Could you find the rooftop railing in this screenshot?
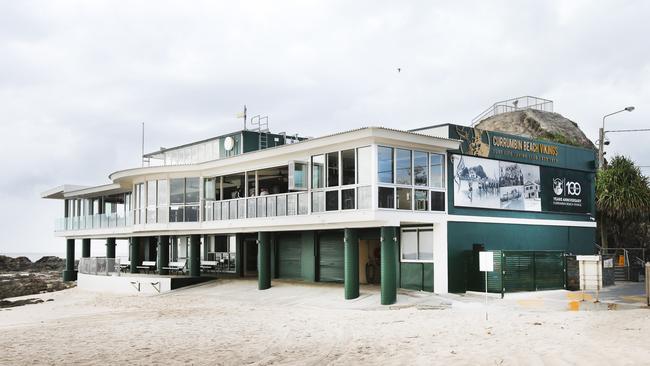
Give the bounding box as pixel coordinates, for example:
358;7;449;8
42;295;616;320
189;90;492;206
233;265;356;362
471;96;554;126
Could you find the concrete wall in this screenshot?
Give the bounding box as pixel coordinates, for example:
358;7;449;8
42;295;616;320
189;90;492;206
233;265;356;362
77;273;173;295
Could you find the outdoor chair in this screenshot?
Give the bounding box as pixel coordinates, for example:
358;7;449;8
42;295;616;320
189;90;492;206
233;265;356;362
136;261;156;274
162;260;187;275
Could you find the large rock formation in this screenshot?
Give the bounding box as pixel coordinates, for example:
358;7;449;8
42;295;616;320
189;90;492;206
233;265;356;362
475;109;595;149
0;255;74;300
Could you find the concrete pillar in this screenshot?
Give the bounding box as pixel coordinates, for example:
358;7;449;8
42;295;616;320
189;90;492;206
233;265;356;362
130;237;141;274
81;238;91;258
344;228;360;300
106;238;116;259
158;235;170;275
189;234;201;277
258;232;271;290
62;238;77;281
380;227;398;305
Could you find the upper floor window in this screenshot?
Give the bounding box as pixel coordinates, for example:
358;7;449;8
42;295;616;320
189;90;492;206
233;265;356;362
341;149;355;185
395;149;412;185
326;152;339;187
378;146;394;183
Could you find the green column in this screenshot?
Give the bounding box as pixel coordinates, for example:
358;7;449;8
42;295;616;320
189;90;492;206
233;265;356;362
344;228;360;300
381;227;398;305
81;238;91;258
157;236;170;275
258;232;271;290
106;238;116;259
62;238;77;281
189;234;201;277
130;237;141;274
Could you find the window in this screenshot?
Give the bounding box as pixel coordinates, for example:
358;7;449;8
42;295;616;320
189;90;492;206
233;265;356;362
185;178;200;203
170;179;185;204
415;190;428;211
431;191;445;211
342;189;355;210
395;149;412;185
396;188;412;210
341;149;355;185
223;173;245;199
357;146;371;185
357;186;371;209
401;227;433;262
378;187;395;208
326;190;338;211
378;146;394;183
414;151;428;186
327;152;339;187
430;153;445;188
311;155;325;189
146;181;157;223
289;161;308;190
312;191;325;212
205;178;216;200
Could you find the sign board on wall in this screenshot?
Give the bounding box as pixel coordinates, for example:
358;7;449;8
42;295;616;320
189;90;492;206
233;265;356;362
452;154;591;214
479;251;494;272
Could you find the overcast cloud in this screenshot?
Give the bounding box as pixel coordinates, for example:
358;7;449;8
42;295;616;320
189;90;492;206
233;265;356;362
1;1;648;254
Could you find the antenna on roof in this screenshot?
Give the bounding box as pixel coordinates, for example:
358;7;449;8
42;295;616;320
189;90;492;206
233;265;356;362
141;122;149;167
236;105;247;130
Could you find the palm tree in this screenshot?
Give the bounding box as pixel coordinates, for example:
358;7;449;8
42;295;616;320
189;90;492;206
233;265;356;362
596;156;650;249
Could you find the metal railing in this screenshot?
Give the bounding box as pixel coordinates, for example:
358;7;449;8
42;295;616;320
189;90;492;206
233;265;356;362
204;191;308;221
78;257;120;276
471;96;553;125
56;213;132;232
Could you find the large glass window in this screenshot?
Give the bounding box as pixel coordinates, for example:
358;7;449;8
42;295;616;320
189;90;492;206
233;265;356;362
327;152;339;187
401;227;433;262
312;191;325;212
326;190;338;211
223;173;245;199
378;146;394;183
431;191;445;211
415;190;428;211
378;187;395;208
396;188;412;210
395;149;412;185
357;186;371;209
311;155;325;189
430;153;445;188
357;146;371;185
257;166;289;195
341;149;355;185
185;178;200;203
170;179;185;204
146;181;157;223
414;151;428;186
342;189;355;210
205;178;216;200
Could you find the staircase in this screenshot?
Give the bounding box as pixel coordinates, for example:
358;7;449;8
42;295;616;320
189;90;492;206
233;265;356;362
614;266;629;282
250;115;270;150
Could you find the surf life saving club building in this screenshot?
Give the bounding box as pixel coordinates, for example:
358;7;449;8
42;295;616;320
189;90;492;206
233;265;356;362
42;121;596;304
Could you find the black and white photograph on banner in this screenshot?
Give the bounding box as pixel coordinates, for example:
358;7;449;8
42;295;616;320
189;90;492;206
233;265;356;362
498;161;525;210
453;155;500;209
521;164;541;211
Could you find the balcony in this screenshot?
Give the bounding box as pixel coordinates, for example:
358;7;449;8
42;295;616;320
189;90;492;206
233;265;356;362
204;191;309;221
55;213;132;232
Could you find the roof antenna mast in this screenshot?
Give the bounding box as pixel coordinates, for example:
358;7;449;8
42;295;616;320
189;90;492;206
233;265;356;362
141;122;145;167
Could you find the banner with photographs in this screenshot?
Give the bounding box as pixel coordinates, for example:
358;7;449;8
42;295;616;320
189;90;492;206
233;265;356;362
453;155;541;211
453;154;591;214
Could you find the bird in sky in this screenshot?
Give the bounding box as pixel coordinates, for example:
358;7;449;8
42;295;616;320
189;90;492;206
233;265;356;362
397;68;401;73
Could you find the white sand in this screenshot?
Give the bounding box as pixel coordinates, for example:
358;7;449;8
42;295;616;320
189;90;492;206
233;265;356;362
1;279;649;365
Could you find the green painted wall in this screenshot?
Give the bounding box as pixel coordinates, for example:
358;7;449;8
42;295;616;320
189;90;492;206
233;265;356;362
400;263;434;292
242;130;289;153
447;222;595;293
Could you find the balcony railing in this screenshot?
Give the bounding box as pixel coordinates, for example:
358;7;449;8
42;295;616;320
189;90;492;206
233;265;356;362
204;191;309;221
78;257;120;276
55;213;132;232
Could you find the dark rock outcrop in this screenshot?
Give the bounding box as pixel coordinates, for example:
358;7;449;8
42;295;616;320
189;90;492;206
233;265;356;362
0;256;75;300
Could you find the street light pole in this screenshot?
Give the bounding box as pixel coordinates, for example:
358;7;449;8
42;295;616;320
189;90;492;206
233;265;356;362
598;106;635;169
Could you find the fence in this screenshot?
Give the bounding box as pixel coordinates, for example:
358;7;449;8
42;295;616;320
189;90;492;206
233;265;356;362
78;257;120;276
471;96;554;125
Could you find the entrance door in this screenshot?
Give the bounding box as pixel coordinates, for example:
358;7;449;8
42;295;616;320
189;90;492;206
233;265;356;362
318;231;344;282
244;238;258;276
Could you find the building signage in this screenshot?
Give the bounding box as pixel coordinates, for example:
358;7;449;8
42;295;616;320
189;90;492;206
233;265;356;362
451;125;562;167
453;154;591;214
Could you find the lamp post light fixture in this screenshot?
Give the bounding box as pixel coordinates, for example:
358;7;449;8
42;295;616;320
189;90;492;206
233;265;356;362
598;106;635;169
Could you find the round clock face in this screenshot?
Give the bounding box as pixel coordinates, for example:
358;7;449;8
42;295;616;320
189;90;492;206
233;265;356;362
224;136;235;151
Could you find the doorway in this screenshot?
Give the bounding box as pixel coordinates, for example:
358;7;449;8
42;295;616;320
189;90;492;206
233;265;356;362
244;238;258;276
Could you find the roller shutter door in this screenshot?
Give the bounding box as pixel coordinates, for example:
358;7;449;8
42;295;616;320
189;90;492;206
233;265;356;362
318;231;344;282
534;252;566;290
277;234;302;279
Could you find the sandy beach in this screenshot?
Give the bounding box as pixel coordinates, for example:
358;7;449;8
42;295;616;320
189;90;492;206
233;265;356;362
0;279;649;365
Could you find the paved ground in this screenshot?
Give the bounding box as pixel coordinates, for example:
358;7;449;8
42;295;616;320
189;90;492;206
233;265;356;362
0;279;649;365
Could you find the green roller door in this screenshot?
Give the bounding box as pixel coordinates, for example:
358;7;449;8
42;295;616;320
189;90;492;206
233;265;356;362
277;234;302;279
534;251;566;290
503;251;535;292
318;231;344;282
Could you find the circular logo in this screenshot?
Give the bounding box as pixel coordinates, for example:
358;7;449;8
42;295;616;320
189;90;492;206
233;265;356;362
553;178;564;195
224;136;235;151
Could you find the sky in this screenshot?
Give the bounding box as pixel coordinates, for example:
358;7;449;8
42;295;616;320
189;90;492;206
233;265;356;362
1;1;649;255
